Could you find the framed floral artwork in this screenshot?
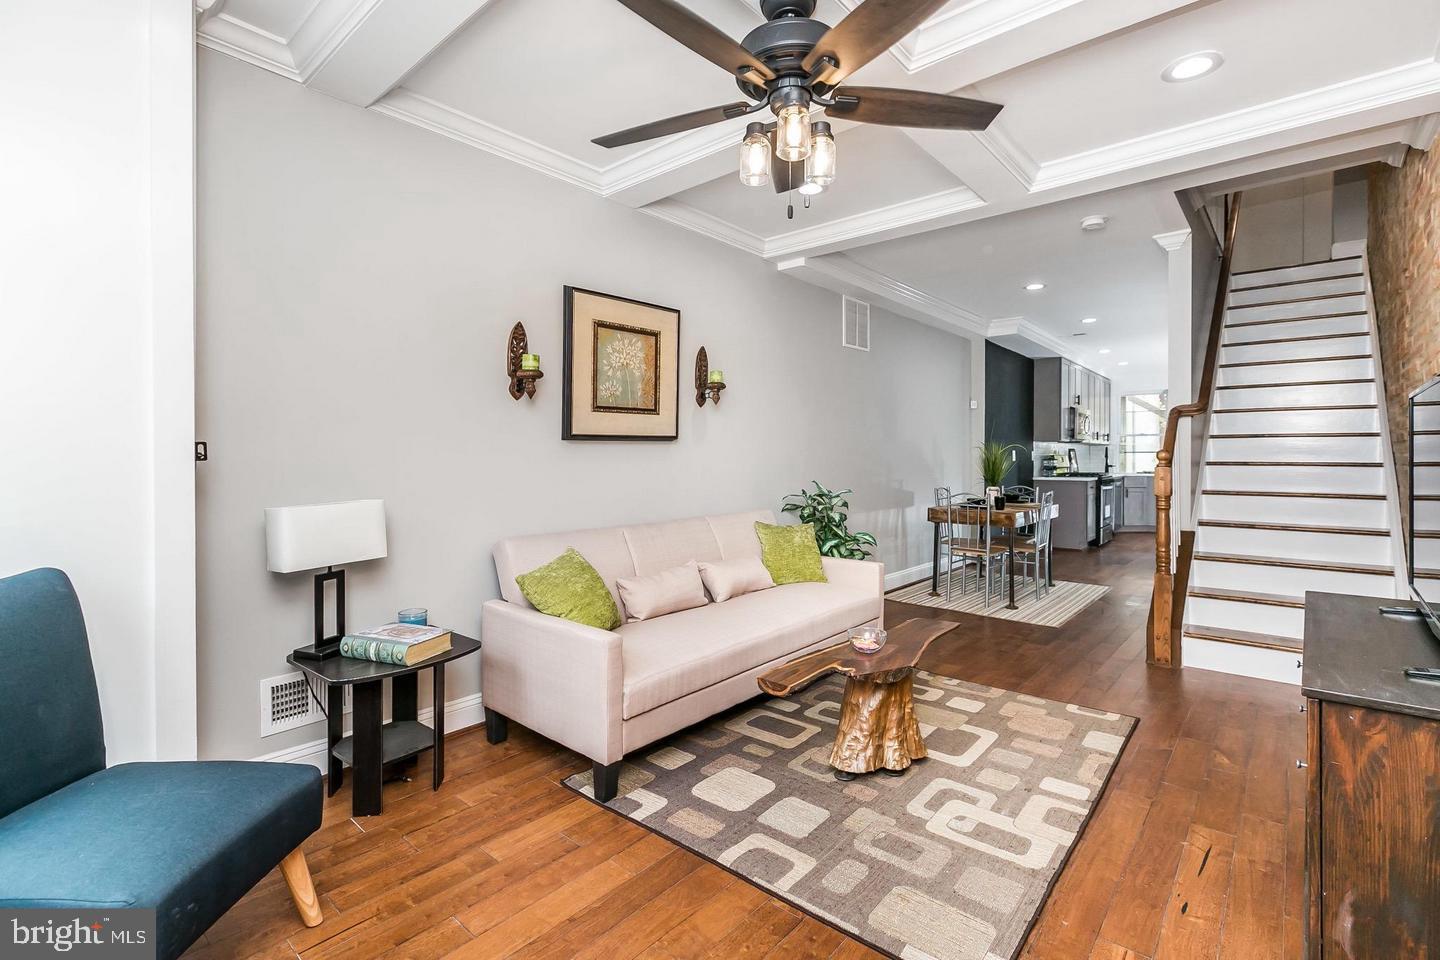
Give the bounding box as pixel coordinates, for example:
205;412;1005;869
562;287;680;440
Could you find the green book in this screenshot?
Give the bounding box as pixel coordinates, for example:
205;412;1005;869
340;623;452;666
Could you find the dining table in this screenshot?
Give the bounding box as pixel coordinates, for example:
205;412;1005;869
925;500;1059;610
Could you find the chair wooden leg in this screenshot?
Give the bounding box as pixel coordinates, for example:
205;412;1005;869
280;848;323;927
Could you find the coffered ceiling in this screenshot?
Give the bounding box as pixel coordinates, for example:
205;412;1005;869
198;0;1440;376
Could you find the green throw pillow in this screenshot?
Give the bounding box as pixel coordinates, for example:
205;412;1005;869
515;548;621;630
755;522;827;585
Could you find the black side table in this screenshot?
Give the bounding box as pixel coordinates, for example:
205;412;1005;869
288;633;481;816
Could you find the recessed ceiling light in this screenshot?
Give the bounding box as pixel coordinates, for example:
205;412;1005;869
1082;317;1097;324
1099;348;1111;355
1162;50;1223;83
1025;282;1045;291
1118;360;1130;366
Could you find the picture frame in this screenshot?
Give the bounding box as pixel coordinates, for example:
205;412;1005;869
562;286;681;441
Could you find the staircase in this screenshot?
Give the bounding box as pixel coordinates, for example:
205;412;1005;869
1181;254;1404;684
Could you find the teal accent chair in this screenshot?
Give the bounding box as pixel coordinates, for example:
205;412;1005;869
0;568;325;959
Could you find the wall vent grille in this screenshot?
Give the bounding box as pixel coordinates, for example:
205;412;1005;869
260;672;324;737
842;296;870;351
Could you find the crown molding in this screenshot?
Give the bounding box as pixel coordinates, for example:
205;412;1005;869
984;316;1086;363
776;254;988;337
763;187;985;259
1031;58;1440;192
1152;228;1191;253
1408;112;1440;151
640;199;767;257
195;0;382;84
972;122;1041;189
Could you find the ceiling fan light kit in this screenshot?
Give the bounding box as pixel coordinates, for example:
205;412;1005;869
596;0;1003;211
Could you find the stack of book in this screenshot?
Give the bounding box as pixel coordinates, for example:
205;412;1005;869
339;623;452;666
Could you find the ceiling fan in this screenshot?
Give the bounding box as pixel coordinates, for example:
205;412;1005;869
591;0;1004;197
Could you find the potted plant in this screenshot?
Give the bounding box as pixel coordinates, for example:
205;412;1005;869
780;482;878;560
978;441;1028;509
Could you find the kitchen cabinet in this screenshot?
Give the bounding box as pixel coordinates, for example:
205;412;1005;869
1034;358;1112;443
1036;478;1095;549
1119;475;1155;530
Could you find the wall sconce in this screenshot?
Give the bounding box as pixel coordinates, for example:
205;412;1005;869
695;346;726;406
507;322;543;400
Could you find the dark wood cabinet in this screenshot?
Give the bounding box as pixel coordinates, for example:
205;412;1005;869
1302;592;1440;959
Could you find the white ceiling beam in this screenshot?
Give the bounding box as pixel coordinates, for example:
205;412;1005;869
776;253;988;338
304;0;501;107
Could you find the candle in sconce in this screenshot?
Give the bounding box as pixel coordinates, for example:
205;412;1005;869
708;369;724;384
520;353;541;371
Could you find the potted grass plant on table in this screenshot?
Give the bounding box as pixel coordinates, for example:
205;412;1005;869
978;440;1028;509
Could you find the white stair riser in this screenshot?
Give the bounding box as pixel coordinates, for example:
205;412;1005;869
1191;559;1395;597
1414;434;1440;461
1413;538;1440;568
1204;464;1384;494
1186;597;1305;637
1221;334;1371;364
1226;294;1366;323
1200;493;1390;527
1228;275;1365;306
1417;466;1440;490
1414;500;1440;528
1418;579;1440;604
1196;526;1393;565
1211;408;1379;433
1183;638;1303;685
1416;407;1440;432
1218;358;1374;386
1215;382;1376;409
1230;260;1362;286
1207;435;1382;462
1224;313;1370;343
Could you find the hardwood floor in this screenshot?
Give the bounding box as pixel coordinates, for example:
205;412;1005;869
186;533;1306;960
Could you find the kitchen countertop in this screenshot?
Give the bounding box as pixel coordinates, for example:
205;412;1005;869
1037;476;1098;482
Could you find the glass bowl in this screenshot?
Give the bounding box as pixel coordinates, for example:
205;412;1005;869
849;626;888;654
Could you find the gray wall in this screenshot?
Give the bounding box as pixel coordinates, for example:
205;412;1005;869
196;51;973;761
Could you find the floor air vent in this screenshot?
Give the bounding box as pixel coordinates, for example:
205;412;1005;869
843;295;870;351
260;672;324;737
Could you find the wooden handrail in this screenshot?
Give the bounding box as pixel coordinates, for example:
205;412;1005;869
1150;193;1242;666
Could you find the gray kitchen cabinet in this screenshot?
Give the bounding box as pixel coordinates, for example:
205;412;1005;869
1037;478;1095;549
1035;358;1112;444
1119;475;1155;530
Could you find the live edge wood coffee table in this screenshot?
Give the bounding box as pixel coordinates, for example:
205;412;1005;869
757;618;954;779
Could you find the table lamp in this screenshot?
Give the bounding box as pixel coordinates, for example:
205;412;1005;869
265;499;388;660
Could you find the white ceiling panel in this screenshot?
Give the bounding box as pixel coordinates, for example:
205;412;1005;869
216;0;326;42
975;0;1440;163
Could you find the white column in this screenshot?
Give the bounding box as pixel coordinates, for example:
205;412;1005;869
1154;228;1193;550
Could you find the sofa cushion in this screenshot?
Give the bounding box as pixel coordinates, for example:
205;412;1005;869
698;557;774;602
617;561;708;622
755;522;827;585
621;518;723;576
516;548;622;630
0;761;322;960
494;528;634;611
618;581;879;719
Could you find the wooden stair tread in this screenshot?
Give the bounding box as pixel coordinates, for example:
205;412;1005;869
1188;586;1305;609
1193;551;1394;576
1202;489;1385;500
1218;353;1371;368
1197;519;1390;537
1208;432;1379;439
1230;255;1360;277
1221;331;1368;347
1181;622;1304;652
1216;378;1373;390
1227;291;1365;310
1225;310;1367;329
1205;460;1381;467
1229;272;1363;293
1216;403;1377;414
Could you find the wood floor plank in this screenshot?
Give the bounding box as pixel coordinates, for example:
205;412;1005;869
763;917;846;959
1152;824;1235;958
1218;816;1286;960
1097;781;1201;956
697;902;805;960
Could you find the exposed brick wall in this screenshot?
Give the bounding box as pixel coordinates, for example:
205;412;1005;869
1369;147;1440;515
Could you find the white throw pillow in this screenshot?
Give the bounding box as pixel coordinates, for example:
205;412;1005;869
698;557;776;603
616;560;709;622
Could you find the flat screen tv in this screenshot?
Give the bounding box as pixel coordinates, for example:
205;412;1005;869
1407;373;1440;643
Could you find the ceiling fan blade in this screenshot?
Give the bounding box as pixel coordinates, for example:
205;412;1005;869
802;0;951;87
826;87;1003;130
613;0;774;85
593;102;753;148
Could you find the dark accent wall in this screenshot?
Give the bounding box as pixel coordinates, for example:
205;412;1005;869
985;341;1034;486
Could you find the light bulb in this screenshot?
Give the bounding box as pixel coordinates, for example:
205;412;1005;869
798;180;824;196
807;121;835;186
775;103;811;162
738;123;770;187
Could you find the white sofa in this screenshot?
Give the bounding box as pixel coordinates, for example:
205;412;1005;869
480;510;883;800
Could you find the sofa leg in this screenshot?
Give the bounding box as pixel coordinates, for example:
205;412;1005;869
484;707;509;745
279;848;323;928
592;761;621;803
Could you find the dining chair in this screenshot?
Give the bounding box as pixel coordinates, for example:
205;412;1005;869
1006;485;1038;536
1013;490;1054;600
939;491;1008;605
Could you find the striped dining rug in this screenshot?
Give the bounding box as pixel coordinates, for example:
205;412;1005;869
887;578;1109;627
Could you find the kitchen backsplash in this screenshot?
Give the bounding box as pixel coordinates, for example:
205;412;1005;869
1033;441;1111;476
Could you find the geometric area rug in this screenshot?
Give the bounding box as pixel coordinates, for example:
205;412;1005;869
886;580;1111;628
564;671;1136;960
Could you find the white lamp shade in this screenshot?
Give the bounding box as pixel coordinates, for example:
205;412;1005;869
265;499;388;573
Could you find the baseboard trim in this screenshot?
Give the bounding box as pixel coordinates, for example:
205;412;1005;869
250;692;485;771
885;561;933;591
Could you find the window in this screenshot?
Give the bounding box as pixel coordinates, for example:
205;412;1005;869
1121;392;1168;474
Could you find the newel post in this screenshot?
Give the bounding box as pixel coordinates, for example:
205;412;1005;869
1150;449;1174;665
